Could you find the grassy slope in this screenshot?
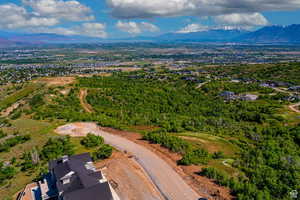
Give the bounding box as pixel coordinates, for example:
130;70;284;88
0;84;41;111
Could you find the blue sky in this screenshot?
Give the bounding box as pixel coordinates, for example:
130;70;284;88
1;0;300;38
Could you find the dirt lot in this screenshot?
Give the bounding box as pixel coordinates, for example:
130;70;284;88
56;122;232;200
95;152;163;200
35;77;75;86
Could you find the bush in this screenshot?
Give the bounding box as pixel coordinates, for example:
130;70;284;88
0;162;16;185
179;148;210;165
81;133;104;148
0;130;7;139
212;151;225;159
92;144;113;160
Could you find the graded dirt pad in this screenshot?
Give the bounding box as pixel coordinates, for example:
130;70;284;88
35;77;75;86
95;152;163;200
56;122;233;200
56;122;202;200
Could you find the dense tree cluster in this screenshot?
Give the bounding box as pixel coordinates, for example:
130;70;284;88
41;136;75;161
200;125;300;200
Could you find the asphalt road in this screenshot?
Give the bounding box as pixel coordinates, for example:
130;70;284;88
57;123;200;200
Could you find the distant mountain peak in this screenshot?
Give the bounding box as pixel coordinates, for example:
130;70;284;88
238;24;300;43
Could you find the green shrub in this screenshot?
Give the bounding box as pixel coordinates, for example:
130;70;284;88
212;151;225;159
92;144;113;160
81;133;104;148
0;162;16;185
0;130;7;139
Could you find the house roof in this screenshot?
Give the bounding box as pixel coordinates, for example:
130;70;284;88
63;182;113;200
49;153;112;200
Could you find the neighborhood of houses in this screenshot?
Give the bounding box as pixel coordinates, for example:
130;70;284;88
18;153;119;200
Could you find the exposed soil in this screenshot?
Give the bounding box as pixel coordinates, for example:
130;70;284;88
79;89;94;113
289;102;300;113
35;77;75;86
95;152;164;200
56;123;201;200
56;123;233;200
1;100;24;117
99;127;233;200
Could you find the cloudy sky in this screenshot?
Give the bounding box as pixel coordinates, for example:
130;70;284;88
1;0;300;38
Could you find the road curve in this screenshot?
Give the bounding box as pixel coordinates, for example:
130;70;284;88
56;123;200;200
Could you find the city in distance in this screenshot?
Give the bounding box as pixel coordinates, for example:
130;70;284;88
0;1;300;200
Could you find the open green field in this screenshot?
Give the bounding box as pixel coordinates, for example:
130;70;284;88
177;132;239;157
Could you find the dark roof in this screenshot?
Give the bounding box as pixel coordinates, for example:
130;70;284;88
49;153;112;200
63;182;113;200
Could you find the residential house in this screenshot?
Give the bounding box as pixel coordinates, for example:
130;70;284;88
39;153;119;200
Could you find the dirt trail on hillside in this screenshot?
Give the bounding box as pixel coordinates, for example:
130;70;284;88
79;89;94;113
0;100;24;117
56;122;201;200
289;102;300;113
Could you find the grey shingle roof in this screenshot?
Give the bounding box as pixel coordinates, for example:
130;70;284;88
49;153;113;200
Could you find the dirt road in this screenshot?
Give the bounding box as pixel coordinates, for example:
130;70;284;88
56;123;201;200
79;89;94;113
289;102;300;113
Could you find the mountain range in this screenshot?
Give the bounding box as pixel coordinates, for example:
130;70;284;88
1;24;300;46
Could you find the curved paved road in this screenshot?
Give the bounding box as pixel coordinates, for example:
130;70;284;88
57;123;200;200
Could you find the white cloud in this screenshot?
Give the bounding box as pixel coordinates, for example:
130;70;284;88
30;23;107;38
214;13;269;27
0;3;58;29
116;21;159;35
106;0;300;19
22;0;94;21
140;22;160;32
177;24;209;33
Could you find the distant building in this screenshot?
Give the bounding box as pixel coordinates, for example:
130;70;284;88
260;83;272;88
220;91;237;101
38;153;119;200
289;86;300;92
